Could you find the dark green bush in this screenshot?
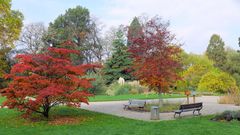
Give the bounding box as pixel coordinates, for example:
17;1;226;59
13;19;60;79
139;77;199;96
85;73;107;95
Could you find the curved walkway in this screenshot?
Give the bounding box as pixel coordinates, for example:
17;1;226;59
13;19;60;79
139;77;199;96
81;96;240;121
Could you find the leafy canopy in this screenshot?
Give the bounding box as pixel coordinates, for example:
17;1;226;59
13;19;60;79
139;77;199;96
2;41;100;118
198;69;237;93
206;34;226;70
178;53;214;90
0;0;23;48
0;0;23;88
129;16;182;93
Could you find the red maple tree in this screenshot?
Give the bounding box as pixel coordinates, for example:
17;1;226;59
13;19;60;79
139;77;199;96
1;41;100;118
128;17;182;94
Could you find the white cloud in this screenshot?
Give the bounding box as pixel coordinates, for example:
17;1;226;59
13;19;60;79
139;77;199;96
100;0;240;53
12;0;240;54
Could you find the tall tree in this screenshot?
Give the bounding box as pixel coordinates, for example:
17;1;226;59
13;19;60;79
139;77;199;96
128;16;182;106
127;17;143;46
206;34;226;70
101;27;118;60
0;0;23;48
224;48;240;87
18;22;48;54
45;6;103;64
103;28;134;85
2;41;100;118
0;0;23;88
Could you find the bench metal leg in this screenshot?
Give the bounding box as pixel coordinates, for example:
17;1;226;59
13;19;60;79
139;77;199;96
174;113;181;118
198;110;201;115
123;105;129;110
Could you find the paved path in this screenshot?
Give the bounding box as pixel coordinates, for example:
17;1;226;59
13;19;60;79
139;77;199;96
81;96;240;121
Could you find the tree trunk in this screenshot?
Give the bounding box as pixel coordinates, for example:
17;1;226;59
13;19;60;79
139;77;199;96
42;106;50;118
42;97;50;118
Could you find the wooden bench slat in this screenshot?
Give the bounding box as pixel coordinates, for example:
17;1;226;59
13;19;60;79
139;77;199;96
174;102;203;117
124;99;146;110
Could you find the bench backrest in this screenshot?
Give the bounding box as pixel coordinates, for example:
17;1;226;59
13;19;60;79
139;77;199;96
129;99;146;106
179;102;202;110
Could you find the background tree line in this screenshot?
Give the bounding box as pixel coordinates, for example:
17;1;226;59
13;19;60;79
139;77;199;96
1;1;240;96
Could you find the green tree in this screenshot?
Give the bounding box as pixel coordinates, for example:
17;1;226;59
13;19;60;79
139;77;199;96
0;0;23;89
46;6;102;64
103;28;134;85
224;48;240;87
177;53;214;90
198;69;237;93
206;34;226;70
127;17;143;46
0;0;23;48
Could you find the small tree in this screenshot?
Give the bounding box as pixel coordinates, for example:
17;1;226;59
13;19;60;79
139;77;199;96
128;16;182;106
2;41;100;118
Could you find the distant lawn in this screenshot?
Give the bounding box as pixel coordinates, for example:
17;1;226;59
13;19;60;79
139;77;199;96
0;94;184;106
0;96;5;105
146;102;181;113
0;106;240;135
89;93;185;102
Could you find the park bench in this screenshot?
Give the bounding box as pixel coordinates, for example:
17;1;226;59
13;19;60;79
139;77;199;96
123;99;146;111
174;102;203;118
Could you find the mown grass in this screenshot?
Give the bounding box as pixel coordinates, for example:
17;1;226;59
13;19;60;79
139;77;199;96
0;106;240;135
146;102;181;113
89;93;185;102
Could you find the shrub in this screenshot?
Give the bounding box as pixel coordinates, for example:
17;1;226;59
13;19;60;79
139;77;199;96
218;95;235;104
105;81;148;96
198;70;237;93
218;87;240;105
127;81;147;94
106;82;132;96
85;73;107;95
211;110;240;122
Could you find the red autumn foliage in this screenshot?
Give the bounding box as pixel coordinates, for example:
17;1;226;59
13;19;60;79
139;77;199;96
2;41;100;118
128;17;182;93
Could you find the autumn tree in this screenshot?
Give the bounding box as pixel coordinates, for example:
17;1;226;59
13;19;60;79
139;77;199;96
103;28;134;85
1;41;99;118
128;16;182;106
206;34;226;70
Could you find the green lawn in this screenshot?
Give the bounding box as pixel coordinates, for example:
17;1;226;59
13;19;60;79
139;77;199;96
89;93;185;102
0;107;240;135
0;96;5;105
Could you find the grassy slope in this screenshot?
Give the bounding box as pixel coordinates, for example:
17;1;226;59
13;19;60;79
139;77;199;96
0;107;240;135
89;94;184;102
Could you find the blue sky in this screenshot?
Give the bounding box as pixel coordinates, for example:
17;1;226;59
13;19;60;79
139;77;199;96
12;0;240;54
